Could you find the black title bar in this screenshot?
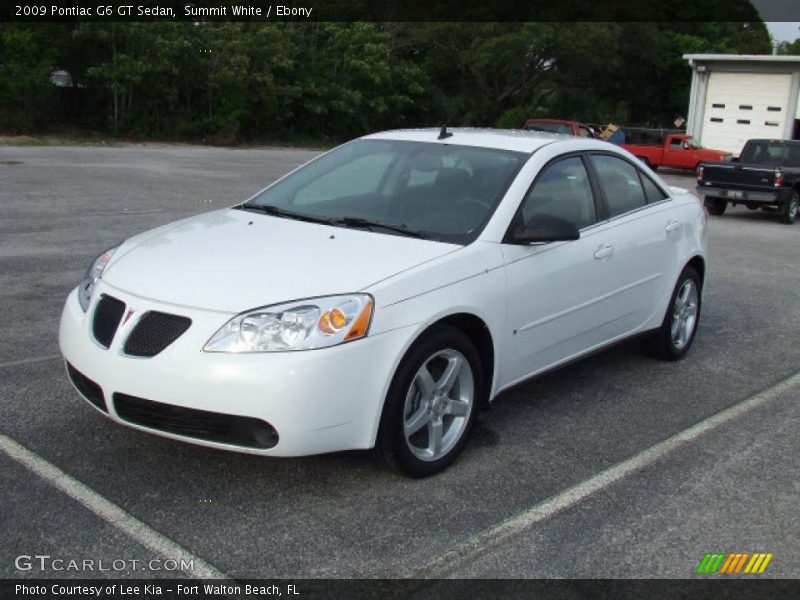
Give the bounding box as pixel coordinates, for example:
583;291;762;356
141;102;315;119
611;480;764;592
4;579;800;600
4;0;800;22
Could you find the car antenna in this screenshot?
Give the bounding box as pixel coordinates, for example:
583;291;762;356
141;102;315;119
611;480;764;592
438;126;453;140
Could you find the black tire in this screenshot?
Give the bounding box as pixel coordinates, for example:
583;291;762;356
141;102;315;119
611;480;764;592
705;197;727;216
781;191;799;224
643;266;702;361
746;202;760;210
376;324;483;478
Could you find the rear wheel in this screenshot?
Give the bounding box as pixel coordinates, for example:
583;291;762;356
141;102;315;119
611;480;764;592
782;191;799;224
376;325;482;477
746;202;760;210
705;197;727;216
643;266;701;361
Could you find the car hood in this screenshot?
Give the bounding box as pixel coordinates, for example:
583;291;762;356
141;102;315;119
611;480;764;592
103;208;460;313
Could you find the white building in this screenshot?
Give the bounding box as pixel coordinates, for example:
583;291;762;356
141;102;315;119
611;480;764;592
684;54;800;156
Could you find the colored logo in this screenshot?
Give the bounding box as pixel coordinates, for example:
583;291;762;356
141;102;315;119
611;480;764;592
696;552;773;574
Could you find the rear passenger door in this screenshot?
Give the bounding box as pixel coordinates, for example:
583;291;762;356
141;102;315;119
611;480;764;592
587;153;680;333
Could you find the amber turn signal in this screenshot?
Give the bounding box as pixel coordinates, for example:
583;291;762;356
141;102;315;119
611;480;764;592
319;307;348;334
344;299;373;341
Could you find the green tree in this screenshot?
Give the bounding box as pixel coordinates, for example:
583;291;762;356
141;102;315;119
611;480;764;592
0;24;56;131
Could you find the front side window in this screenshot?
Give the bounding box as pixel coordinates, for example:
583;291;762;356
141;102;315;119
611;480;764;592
246;139;528;244
591;154;647;218
516;156;597;231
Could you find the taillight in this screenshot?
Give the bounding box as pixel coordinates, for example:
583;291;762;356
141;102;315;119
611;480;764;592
697;165;704;180
774;170;783;187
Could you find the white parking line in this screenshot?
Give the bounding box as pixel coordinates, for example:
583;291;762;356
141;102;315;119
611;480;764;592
0;355;62;369
0;434;228;580
411;369;800;578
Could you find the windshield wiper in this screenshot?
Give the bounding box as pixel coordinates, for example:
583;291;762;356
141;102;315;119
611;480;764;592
237;203;334;225
333;216;427;239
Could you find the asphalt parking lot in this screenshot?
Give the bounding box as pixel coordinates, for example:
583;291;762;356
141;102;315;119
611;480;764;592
1;145;799;580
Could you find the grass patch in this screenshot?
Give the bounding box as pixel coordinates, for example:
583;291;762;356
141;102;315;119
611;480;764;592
0;135;54;146
0;131;334;150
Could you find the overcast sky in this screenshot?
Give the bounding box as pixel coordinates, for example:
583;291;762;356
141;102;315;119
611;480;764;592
752;0;800;42
765;22;800;43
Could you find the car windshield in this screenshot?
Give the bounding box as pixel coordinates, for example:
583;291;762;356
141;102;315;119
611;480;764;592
685;137;702;149
525;122;573;135
243;139;528;244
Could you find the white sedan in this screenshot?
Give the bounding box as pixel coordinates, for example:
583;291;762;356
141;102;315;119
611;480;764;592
59;128;707;477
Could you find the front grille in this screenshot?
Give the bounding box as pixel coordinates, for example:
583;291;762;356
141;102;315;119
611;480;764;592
66;362;107;413
123;312;192;357
113;393;279;449
92;295;126;348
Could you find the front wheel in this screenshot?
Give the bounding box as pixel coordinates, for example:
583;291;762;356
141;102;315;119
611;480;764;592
782;191;799;224
376;325;482;477
643;266;702;361
705;197;727;216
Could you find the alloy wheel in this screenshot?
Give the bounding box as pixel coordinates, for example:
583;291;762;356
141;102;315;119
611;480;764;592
403;349;474;462
670;279;699;350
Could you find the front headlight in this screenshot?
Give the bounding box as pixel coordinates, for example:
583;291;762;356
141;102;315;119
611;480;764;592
78;246;119;312
204;294;374;353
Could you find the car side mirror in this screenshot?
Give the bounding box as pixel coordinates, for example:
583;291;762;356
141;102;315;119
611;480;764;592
731;157;739;162
511;215;580;244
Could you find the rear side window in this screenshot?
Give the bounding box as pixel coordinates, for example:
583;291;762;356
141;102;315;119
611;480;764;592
518;156;597;230
590;155;647;218
640;173;668;203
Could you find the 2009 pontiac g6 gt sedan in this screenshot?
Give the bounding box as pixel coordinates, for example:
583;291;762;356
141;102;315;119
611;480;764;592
60;128;707;477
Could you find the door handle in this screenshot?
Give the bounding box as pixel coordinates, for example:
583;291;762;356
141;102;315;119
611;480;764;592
594;243;614;260
665;220;680;233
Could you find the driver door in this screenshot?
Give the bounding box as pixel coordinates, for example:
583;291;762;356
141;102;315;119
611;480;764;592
663;137;695;170
501;154;621;384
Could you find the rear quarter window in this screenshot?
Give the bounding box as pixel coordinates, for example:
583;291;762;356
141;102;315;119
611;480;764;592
639;172;668;203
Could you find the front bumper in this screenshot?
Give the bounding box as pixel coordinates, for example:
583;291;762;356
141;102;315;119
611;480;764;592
696;186;781;204
59;283;412;456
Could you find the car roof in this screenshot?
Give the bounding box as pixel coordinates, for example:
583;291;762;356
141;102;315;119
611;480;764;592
362;128;569;153
746;139;800;146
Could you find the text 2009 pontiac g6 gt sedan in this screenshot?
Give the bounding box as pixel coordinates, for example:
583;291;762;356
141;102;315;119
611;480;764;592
60;129;707;477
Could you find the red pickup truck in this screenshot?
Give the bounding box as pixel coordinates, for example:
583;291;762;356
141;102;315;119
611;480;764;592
523;118;595;138
620;134;731;172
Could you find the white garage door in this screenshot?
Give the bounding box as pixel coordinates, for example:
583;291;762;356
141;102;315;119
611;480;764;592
700;71;792;155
